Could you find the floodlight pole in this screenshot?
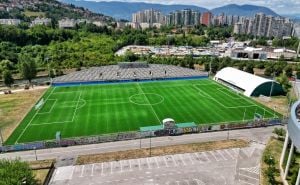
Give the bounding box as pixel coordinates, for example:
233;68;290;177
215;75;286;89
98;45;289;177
149;134;152;157
0;127;3;146
269;72;275;97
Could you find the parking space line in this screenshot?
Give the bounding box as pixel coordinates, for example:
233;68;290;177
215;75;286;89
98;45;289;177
179;154;187;166
101;163;104;176
209;151;219;161
163;156;169;167
225;149;235;159
217;150;227;160
202;152;210;162
138;159;141;170
171;155;178;166
154;157;160;168
80;165;85;177
188;153;194;164
239;174;259;181
129;159;132;171
194;153;203;163
91;164;95;176
70;166;75;179
110;162;113;174
120;161;123;172
146;158;151;169
239;179;256;185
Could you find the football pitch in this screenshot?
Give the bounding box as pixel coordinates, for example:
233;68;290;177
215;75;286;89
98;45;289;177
6;79;281;145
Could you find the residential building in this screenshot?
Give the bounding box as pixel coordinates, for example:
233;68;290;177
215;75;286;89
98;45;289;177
30;17;51;27
201;12;212;26
0;19;20;26
58;18;76;29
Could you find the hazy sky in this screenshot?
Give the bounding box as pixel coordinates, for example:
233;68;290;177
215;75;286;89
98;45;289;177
87;0;300;14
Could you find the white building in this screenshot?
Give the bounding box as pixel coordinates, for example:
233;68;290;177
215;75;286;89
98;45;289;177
58;18;76;29
0;19;20;26
214;67;284;97
30;18;51;27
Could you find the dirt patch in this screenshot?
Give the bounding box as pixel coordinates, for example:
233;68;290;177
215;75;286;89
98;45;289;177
253;96;288;116
77;139;249;165
29;159;55;185
0;89;47;141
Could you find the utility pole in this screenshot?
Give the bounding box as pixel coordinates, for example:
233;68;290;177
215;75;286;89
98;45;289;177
269;72;275;97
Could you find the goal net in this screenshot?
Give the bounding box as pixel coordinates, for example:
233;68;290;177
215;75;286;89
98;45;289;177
259;95;271;102
35;98;45;110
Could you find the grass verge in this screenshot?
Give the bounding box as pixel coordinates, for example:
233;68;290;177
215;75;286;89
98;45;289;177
29;159;55;185
77;139;248;165
260;136;283;185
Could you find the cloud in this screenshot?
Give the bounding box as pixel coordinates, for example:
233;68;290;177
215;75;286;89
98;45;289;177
87;0;300;14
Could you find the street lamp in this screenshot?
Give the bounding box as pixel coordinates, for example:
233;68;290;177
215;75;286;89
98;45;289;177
33;147;37;161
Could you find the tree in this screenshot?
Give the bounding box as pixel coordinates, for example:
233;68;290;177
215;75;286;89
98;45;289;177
0;159;38;185
284;65;293;78
18;54;37;85
276;73;291;93
245;63;254;74
3;70;14;88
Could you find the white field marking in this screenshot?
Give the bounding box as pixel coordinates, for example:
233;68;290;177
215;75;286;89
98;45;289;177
188;153;195;164
238;174;259;181
101;163;104;176
91;164;95;176
163;156;169;167
202;152;211;162
52;91;80;94
146;158;151;169
15;87;56;144
71;91;83;122
30;120;72;126
37;99;57;114
217;88;242;100
209;151;219;161
179;154;187;166
193;84;257;109
238;180;256;185
80;165;85;177
171;155;178;166
136;83;161;124
217;150;227;160
224;149;235;160
154;157;160;168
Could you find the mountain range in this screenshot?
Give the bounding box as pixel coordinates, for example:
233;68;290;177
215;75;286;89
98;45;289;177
59;0;279;20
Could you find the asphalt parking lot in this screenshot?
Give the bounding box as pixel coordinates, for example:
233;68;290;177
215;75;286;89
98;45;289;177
50;142;263;185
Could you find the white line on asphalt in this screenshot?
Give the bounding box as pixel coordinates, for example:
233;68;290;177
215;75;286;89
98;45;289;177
101;163;104;176
110;162;113;174
210;151;219;161
188;153;194;164
179;154;187;166
91;164;95;176
239;174;259;181
238;179;256;185
225;149;235;160
80;165;85;177
202;152;210;162
154;157;160;168
138;159;141;170
70;166;75;179
163;156;169;167
217;150;227;160
120;161;123;173
146;158;151;169
171;155;178;166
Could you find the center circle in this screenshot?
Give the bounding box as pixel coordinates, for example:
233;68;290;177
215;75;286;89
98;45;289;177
129;93;164;106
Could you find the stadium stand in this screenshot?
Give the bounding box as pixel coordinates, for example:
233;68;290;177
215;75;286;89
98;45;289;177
52;64;208;84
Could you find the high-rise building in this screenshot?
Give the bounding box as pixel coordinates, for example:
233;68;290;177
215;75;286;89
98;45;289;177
201;12;212;26
132;9;163;24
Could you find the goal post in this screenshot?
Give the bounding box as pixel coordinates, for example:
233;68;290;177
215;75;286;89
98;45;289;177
35;98;45;110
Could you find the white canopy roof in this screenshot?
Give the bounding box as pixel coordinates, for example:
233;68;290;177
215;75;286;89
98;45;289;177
214;67;274;97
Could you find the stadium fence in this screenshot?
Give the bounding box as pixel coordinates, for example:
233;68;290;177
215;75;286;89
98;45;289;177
0;118;286;153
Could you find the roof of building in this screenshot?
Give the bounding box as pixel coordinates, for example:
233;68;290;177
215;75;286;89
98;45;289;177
175;122;197;128
140;125;163;132
214;67;275;97
53;64;208;83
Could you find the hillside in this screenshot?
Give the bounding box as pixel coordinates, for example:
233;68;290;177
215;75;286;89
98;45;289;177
59;0;280;20
0;0;113;22
211;4;278;17
59;0;208;20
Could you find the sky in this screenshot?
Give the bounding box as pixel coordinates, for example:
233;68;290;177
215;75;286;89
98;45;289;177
86;0;300;14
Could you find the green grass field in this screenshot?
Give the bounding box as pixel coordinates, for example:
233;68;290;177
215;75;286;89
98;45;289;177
5;79;281;145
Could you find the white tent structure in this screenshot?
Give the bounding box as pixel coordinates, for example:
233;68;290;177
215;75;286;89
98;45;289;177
214;67;284;97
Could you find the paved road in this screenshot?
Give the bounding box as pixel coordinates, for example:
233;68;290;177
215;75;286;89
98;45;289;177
0;126;281;162
50;142;265;185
